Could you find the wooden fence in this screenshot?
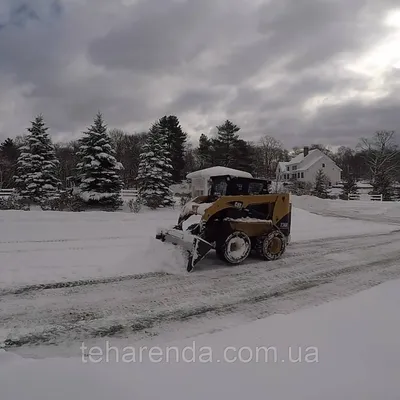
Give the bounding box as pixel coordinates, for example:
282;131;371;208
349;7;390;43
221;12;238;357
0;188;140;197
0;189;15;198
348;193;383;201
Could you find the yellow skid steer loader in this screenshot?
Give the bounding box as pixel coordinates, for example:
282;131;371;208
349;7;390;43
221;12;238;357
156;175;292;272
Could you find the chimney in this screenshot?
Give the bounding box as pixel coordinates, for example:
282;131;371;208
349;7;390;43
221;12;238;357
304;146;309;157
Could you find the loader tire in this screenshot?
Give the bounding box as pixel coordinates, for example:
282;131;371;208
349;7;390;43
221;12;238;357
216;231;251;265
256;230;286;261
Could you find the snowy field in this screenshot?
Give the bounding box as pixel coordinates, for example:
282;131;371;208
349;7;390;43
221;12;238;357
0;204;398;288
1;197;400;398
1;278;400;399
293;195;400;224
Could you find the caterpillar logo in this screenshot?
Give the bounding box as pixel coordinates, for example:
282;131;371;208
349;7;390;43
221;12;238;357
233;201;243;209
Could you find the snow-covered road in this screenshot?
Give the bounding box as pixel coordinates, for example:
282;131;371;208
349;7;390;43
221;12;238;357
1;204;400;356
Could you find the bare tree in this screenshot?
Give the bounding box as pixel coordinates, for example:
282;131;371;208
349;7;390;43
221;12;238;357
358;130;399;200
256;135;288;179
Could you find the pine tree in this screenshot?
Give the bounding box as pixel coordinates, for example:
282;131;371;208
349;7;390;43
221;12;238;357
232;139;253;173
213;120;241;167
197;134;213;168
137;121;174;208
14;115;61;203
0;138;19;189
0;138;19;161
313;169;330;199
157;115;187;182
76;112;123;209
341;167;358;199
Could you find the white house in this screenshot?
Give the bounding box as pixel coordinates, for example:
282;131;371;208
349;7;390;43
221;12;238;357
186;166;253;198
276;147;341;186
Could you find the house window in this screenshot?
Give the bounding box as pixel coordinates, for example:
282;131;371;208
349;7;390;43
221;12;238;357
286;166;290;171
322;163;325;167
292;173;297;179
301;172;304;178
292;165;297;170
297;172;300;178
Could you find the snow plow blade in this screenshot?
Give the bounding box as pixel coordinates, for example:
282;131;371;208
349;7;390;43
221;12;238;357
155;229;213;272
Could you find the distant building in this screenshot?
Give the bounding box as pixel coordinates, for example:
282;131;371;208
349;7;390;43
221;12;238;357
276;147;341;186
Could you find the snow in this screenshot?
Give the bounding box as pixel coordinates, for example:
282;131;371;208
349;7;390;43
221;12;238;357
1;278;400;399
78;190;117;202
186;166;252;179
181;199;214;217
0;209;186;289
0;202;397;289
292;195;400;224
288;149;318;164
297;155;324;171
224;217;273;223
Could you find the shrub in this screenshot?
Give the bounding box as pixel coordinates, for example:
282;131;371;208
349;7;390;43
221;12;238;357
0;193;30;211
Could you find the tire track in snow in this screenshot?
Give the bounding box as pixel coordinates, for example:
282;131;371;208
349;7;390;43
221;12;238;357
0;272;171;296
0;235;140;245
2;231;400;349
0;229;398;297
0;243;134;255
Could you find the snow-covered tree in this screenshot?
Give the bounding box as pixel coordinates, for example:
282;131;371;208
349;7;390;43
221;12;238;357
313;169;330;199
14;115;61;203
157;115;187;183
76;112;123;209
136;121;174;208
341;168;358;199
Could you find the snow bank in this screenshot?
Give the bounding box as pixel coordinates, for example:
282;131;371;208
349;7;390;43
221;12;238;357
1;279;400;399
290;207;395;242
292;195;400;223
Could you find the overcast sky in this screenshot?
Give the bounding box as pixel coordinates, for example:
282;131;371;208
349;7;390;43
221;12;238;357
1;0;400;148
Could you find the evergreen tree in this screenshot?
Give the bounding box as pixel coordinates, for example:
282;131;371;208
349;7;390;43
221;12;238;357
0;138;19;189
213;120;240;167
231;139;253;173
341;167;358;199
157;115;187;182
136;121;174;208
313;169;330;199
197;134;213;168
0;138;19;161
76;112;123;209
14;115;61;203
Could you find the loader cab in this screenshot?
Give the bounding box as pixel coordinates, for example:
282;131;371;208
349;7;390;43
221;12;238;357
208;175;271;198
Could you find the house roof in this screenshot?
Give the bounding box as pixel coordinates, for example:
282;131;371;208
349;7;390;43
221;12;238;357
186;166;253;179
297;155;324;171
277;149;342;172
289;149;318;164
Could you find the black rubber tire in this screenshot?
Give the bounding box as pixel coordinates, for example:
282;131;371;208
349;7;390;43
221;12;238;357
256;230;286;261
216;231;251;265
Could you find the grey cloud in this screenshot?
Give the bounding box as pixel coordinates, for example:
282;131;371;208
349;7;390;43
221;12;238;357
0;0;399;148
88;0;241;73
169;87;231;115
